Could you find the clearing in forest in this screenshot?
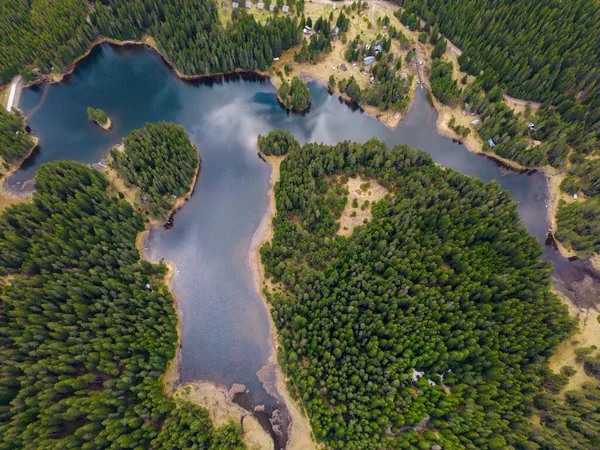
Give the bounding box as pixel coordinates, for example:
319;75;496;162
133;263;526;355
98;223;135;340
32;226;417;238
338;176;388;236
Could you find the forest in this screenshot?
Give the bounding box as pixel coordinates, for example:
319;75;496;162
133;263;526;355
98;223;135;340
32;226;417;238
0;161;244;448
555;198;600;255
396;0;600;254
429;60;460;106
110;122;199;220
0;106;35;166
257;130;600;449
277;77;312;112
0;0;301;85
257;129;300;156
294;17;333;64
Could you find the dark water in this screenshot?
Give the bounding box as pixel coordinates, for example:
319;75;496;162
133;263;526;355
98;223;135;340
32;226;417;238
17;43;598;440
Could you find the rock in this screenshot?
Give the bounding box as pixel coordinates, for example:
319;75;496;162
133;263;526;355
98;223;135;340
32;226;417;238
228;383;248;397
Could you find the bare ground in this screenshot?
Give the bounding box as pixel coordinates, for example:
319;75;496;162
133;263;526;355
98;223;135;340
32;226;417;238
175;381;274;450
338;176;388;236
548;289;600;394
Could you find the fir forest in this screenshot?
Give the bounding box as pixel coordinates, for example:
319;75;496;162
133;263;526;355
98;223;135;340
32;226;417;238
0;0;599;449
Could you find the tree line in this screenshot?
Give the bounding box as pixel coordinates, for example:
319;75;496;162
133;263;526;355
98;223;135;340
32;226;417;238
0;106;35;166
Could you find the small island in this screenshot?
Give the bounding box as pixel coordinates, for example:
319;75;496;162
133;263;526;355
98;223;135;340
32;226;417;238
277;76;311;112
87;106;111;130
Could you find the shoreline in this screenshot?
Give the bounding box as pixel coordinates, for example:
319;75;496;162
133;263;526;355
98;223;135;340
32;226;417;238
0;136;39;212
93;116;112;131
248;155;316;450
128;158;275;449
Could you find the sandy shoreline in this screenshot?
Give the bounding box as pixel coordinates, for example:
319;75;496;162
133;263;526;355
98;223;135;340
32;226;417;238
248;155;317;450
93;116;112;131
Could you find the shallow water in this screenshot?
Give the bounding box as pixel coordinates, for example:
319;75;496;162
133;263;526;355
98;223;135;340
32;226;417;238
16;43;598;432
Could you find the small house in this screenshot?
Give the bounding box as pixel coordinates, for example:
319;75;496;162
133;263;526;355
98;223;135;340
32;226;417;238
382;25;388;30
257;2;264;9
488;138;496;148
471;119;480;125
282;5;289;12
331;25;339;34
573;193;578;199
365;44;371;50
364;56;376;66
273;57;280;61
528;122;535;130
232;1;239;7
245;1;251;8
270;4;275;11
339;63;347;71
303;26;311;34
374;44;383;53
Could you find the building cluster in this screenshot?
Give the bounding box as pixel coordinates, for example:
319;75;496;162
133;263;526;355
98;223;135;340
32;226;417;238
232;1;286;12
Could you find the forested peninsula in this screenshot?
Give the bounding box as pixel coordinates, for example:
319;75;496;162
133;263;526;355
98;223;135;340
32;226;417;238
258;130;599;449
110;122;199;222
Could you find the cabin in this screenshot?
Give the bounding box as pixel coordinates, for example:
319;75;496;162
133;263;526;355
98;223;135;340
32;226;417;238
245;1;252;8
282;5;289;12
339;63;347;71
528;122;535;130
364;56;376;66
270;4;275;11
273;57;280;61
303;26;311;34
471;119;480;125
374;44;383;53
257;2;264;8
232;1;239;7
488;138;496;148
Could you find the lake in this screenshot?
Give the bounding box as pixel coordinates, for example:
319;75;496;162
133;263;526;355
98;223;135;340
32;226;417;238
16;42;599;444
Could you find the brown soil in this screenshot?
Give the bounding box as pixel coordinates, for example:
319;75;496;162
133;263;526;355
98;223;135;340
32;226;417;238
175;381;274;450
249;154;317;450
338;176;388;236
93;116;112;131
548;289;600;394
503;93;541;116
